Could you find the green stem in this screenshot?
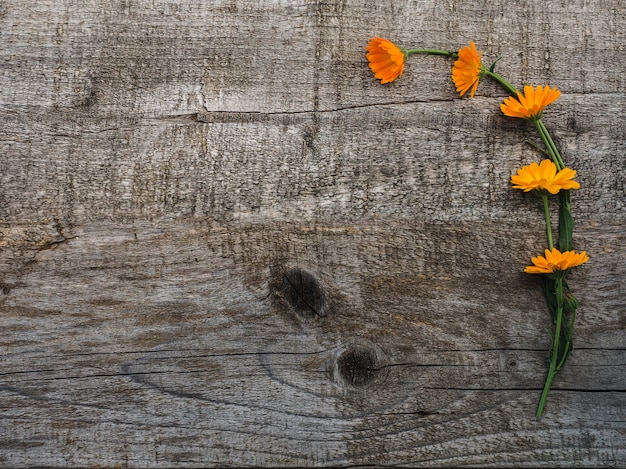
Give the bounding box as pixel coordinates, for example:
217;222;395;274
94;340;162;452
405;48;458;58
535;120;565;170
542;195;554;250
483;69;520;96
537;276;564;417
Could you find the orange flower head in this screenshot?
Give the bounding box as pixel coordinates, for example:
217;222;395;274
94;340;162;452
366;37;406;84
500;85;561;120
511;159;580;195
452;41;483;98
524;247;589;275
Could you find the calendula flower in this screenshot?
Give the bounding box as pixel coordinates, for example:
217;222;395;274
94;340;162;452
525;247;589;274
511;159;580;195
452;41;483;98
366;37;406;84
500;85;561;120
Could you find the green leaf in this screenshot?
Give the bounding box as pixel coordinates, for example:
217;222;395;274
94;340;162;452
556;327;573;370
558;191;574;251
541;276;559;321
541;276;575;370
489;57;503;73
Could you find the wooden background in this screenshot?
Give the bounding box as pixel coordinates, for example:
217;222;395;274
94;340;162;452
1;0;625;466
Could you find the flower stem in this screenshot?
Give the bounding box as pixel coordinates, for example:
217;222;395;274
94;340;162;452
405;48;458;58
535;120;565;170
542;195;554;250
483;69;519;97
537;276;564;417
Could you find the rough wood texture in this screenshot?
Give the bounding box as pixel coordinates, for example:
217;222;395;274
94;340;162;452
1;0;625;467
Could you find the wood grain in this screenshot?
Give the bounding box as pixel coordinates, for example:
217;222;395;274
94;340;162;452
1;0;625;466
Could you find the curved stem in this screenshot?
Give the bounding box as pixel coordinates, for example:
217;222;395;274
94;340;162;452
483;69;519;96
542;195;554;250
405;48;458;58
537;277;564;417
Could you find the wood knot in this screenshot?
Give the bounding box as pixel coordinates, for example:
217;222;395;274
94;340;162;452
272;267;330;320
337;347;378;388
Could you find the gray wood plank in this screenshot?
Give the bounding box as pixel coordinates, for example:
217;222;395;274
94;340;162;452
1;0;625;466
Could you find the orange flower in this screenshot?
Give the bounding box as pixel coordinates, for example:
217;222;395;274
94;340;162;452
511;159;580;195
525;248;589;274
500;85;561;120
452;41;483;98
366;37;406;84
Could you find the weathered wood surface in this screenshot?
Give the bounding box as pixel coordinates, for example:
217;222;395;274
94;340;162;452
1;0;625;466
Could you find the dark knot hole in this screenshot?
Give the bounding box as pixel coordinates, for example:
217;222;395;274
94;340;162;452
337;348;378;387
283;268;325;318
